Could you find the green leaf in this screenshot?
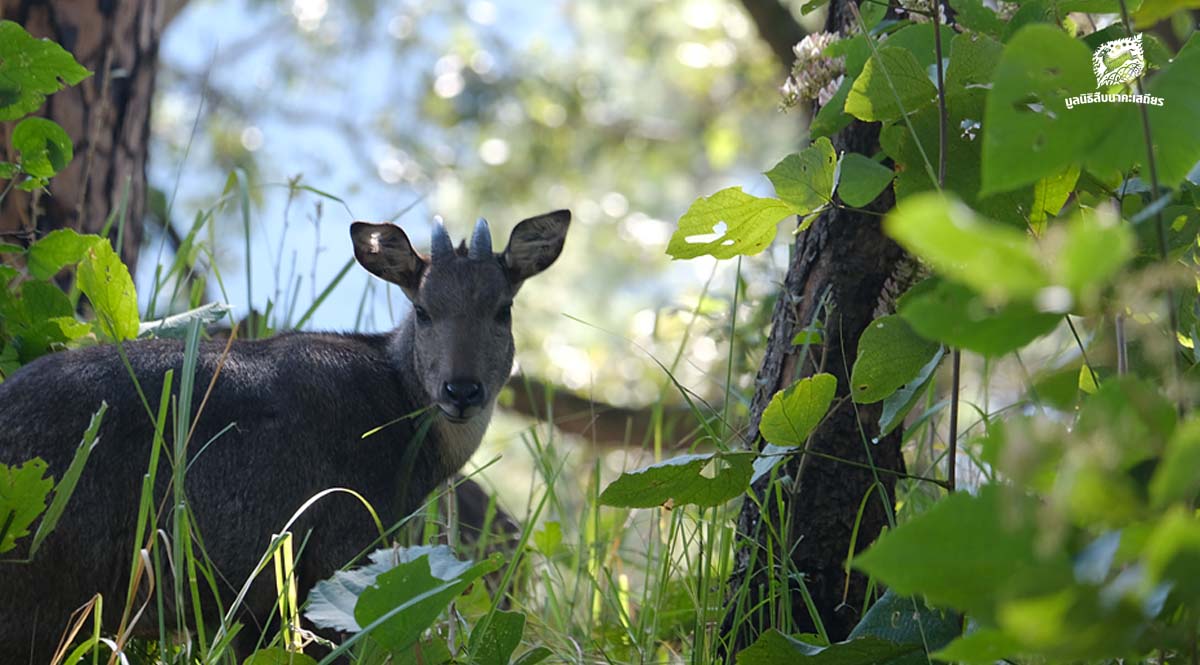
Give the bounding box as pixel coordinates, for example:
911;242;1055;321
241;648;318;665
981;25;1117;195
598;452;754;509
845;46;937;122
1030;164;1080;227
738;631;919;665
1133;0;1200;27
0;458;54;553
948;0;1006;36
0;20;91;121
29;403;104;557
532;520;563;558
836;153;894;207
306;549;406;633
0;161;16;179
884;193;1048;300
765;137;838;213
512;647;553;665
851;316;940;404
848;590;961;664
933;629;1025;664
898;279;1060;357
77;241;139;341
878;348;945;436
759;373;838;446
468;610;526;665
13;117;73;178
1150;417;1200;508
667;187;796;260
26;228;102;280
1086;33;1200;188
355;546;503;653
1053;208;1134;300
854;486;1068;616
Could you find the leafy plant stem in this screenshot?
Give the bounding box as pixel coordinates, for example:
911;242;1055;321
1066;315;1102;386
948;349;960;492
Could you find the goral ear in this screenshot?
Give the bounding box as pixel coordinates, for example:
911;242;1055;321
502;210;571;292
351;222;426;298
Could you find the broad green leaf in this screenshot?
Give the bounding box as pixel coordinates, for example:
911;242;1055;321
513;646;553;665
945;33;1003;99
598;452;754;508
880;87;1031;226
13;117;72;178
19;279;73;323
242;648;318;665
0;458;54;553
29;403;104;556
759;373;838;446
848;590;961;664
765;137;837;213
667;187;796;259
845;46;936;123
1133;0;1200;27
532;520;563;557
883;24;957;70
77;241;139;341
0;20;91;121
854;486;1068;615
878;348;945;436
468;610;526;665
898;279;1060;357
933;629;1025;664
851;316;940;404
355;546;503;653
27;228;102;280
1086;34;1200;188
885;193;1048;300
981;25;1117;195
948;0;1005;37
1150;418;1200;508
1135;205;1200;259
306;548;410;633
738;631;918;664
1030;164;1080;227
836;153;894;207
1053;208;1134;300
1142;507;1200;602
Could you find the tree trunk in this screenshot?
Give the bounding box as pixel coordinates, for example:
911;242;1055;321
724;0;912;649
1;0;168;274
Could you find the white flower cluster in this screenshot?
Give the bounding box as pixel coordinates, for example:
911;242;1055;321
896;0;948;24
779;32;846;111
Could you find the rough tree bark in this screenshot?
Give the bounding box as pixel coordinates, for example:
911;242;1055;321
724;0;912;648
0;0;170;275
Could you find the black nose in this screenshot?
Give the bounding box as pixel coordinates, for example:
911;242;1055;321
443;379;484;407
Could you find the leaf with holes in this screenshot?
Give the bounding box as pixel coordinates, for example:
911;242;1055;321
599;452;755;508
759;373;838;447
667;188;797;260
981;25;1118;195
846;46;937;122
1086;34;1200;188
765;137;837;213
852;316;941;404
0;21;91;121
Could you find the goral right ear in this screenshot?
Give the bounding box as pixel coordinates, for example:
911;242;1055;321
351;222;427;298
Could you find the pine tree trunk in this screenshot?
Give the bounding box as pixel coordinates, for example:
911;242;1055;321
1;0;169;274
725;0;912;648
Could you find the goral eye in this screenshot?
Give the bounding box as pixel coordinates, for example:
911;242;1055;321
495;304;512;324
413;305;432;324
